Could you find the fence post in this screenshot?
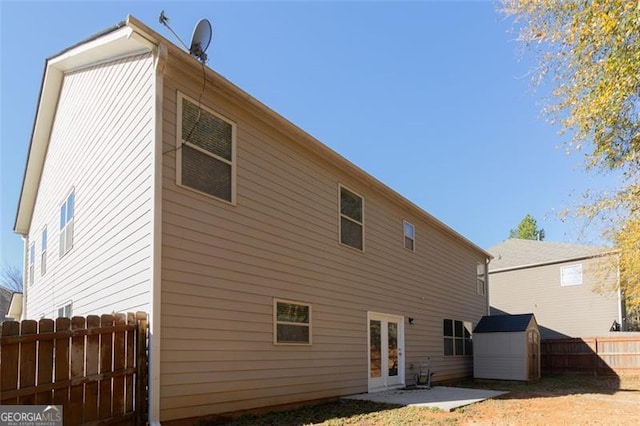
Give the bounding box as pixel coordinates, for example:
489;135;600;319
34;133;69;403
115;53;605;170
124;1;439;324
136;311;149;426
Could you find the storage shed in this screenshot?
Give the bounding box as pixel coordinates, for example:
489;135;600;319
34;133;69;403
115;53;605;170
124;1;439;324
473;313;540;381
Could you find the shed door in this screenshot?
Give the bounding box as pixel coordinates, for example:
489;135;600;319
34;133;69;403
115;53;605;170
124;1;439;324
527;329;540;380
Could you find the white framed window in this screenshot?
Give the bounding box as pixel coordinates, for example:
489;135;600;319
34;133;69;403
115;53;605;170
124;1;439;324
561;264;583;286
29;243;35;286
443;319;473;356
274;299;312;345
59;191;74;257
41;227;47;275
403;221;415;251
57;302;72;318
176;92;236;203
477;262;486;296
339;185;364;251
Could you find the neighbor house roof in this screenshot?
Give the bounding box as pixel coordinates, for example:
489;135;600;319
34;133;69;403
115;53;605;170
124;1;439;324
487;238;613;273
474;313;536;333
14;15;491;260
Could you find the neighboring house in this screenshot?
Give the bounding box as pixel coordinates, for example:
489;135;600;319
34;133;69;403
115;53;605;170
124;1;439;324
14;16;491;423
0;286;13;322
488;238;625;339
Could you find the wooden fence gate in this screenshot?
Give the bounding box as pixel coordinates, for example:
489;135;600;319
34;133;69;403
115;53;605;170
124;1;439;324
1;312;148;425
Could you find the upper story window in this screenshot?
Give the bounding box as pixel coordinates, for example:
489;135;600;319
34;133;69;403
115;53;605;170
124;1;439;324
177;92;236;203
560;264;583;286
477;262;486;296
339;185;364;251
41;227;47;275
403;221;415;251
29;243;35;286
59;191;74;257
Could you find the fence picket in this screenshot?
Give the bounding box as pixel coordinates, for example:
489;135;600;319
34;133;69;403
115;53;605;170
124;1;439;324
84;315;100;422
53;317;71;425
35;319;54;404
18;320;38;405
69;316;86;424
99;314;114;420
113;313;127;416
0;321;20;404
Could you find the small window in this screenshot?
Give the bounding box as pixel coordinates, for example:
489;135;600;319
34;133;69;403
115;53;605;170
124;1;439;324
339;185;364;250
561;264;582;286
177;93;236;203
29;243;35;286
59;191;74;257
403;221;415;251
477;262;486;296
274;299;311;345
41;227;47;275
58;302;72;318
443;319;473;356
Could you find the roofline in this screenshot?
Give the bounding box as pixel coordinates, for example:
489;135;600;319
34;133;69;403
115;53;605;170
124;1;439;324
488;250;618;274
14;19;155;235
14;15;491;259
127;16;492;259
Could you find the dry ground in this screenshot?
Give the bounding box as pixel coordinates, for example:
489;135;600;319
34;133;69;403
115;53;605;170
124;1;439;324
213;375;640;425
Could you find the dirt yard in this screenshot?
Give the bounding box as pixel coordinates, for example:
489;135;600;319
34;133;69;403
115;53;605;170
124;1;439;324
218;375;640;425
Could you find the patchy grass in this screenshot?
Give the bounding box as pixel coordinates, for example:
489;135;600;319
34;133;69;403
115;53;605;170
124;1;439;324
204;375;640;426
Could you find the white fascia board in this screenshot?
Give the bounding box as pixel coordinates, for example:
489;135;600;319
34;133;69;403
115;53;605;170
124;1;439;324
14;26;155;236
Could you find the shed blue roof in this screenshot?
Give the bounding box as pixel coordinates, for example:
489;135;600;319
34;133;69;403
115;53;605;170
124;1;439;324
473;314;535;333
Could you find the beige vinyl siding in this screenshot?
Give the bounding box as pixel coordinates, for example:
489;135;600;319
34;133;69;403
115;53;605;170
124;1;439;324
160;58;486;420
25;53;154;318
490;256;620;339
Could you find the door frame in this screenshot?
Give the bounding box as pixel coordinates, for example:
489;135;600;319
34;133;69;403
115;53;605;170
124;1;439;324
367;311;405;392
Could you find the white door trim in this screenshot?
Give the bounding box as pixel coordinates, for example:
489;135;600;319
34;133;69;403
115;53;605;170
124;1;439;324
367;311;405;392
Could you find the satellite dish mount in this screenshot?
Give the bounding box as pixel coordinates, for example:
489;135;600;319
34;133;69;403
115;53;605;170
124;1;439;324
159;11;213;64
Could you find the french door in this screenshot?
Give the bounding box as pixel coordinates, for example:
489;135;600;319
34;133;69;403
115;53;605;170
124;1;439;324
368;312;404;391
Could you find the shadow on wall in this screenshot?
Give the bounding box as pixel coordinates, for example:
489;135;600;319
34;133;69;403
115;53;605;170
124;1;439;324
489;306;570;340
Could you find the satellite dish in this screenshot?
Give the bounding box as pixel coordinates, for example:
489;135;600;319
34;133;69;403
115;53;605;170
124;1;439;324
189;19;212;62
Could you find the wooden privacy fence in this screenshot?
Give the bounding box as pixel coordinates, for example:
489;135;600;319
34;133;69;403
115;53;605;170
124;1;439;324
0;312;148;425
541;336;640;375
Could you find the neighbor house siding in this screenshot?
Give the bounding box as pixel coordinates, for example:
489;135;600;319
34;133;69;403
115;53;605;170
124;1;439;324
159;57;486;421
490;256;620;339
25;53;155;318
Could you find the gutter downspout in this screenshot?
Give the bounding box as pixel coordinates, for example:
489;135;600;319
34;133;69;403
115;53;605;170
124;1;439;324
616;254;624;331
485;257;491;316
21;235;28;320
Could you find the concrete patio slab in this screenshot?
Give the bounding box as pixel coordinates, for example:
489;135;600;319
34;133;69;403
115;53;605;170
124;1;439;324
342;386;508;412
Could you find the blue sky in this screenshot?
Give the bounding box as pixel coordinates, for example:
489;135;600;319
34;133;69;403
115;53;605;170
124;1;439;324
0;1;620;270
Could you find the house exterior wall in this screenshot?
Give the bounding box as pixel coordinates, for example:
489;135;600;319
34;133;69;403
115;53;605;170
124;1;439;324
473;331;527;381
24;52;155;318
158;55;488;421
490;256;620;339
